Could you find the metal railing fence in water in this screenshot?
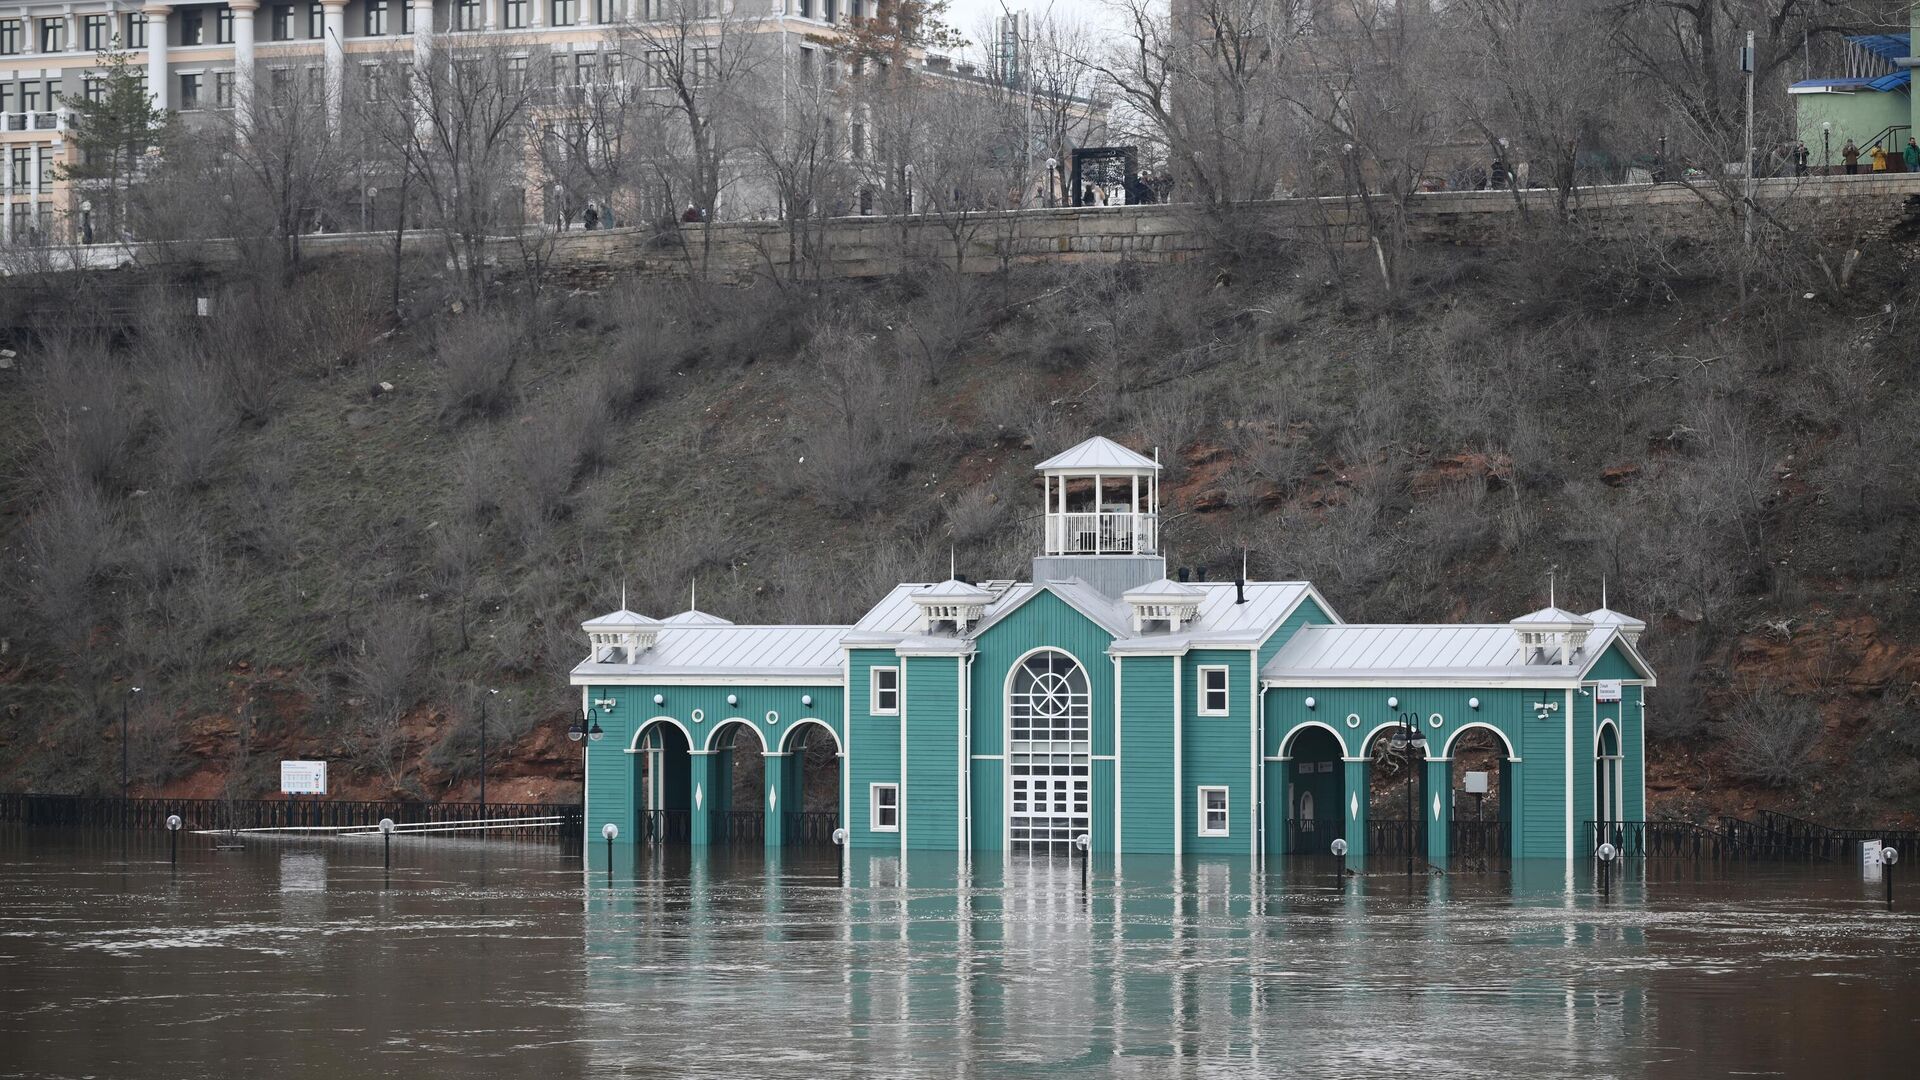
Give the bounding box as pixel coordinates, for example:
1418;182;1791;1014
0;793;581;837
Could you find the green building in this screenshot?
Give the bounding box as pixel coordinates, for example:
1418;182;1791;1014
570;437;1654;865
1791;12;1918;168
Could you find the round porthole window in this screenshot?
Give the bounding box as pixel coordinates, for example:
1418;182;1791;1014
690;708;705;723
1428;713;1444;728
766;710;779;725
1345;713;1361;729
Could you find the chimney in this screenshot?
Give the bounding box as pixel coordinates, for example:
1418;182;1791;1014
1196;566;1207;582
1236;576;1246;605
1176;567;1190;583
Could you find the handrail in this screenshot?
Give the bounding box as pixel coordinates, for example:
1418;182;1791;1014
1863;124;1911;152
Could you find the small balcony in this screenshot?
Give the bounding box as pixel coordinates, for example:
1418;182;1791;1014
1045;511;1157;556
3;110;70;133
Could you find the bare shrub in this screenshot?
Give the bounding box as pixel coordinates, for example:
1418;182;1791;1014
21;482;120;642
945;486;1005;547
790;325;929;514
1720;686;1821;787
437;315;521;423
33;339;141;490
148;355;236;490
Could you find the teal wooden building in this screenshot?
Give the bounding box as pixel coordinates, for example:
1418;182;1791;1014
570;437;1654;864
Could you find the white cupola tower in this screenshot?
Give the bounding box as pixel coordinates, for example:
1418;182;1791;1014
582;605;660;664
1031;436;1167;598
1584;580;1647;647
1510;574;1591;665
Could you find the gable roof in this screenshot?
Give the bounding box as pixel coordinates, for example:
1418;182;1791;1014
1261;624;1654;685
570;624;846;681
1033;436;1160;474
661;609;733;626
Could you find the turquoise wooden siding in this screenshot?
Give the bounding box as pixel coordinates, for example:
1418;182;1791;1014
1262;761;1289;855
904;656;963;851
1573;687;1596;846
968;589;1117;848
1091;759;1115;851
848;648;902;848
1257;596;1336;671
1623;687;1646;821
1585;641;1644;683
1517;689;1569;858
581;681;844;843
1181;649;1255;855
1117;655;1176;854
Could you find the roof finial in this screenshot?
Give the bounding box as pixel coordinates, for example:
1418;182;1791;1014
1601;574;1608;611
1241;546;1249;582
950;545;957;581
1548;566;1557;610
690;578;697;613
621;577;628;612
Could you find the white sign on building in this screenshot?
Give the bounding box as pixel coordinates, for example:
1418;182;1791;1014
1596;680;1623;703
280;760;328;796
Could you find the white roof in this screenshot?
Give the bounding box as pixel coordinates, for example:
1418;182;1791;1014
571;625;846;680
1510;606;1593;627
582;608;660;630
1262;624;1641;683
1123;577;1205;600
661;609;734;626
1033;436;1160;474
1583;606;1647;630
914;578;996;601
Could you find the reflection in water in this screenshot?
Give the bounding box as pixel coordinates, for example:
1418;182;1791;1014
2;829;1918;1078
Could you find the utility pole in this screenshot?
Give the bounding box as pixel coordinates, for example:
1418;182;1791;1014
1742;30;1756;250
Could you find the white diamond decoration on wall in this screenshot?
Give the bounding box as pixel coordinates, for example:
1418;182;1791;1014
1351;793;1359;819
694;785;704;810
769;787;778;811
1433;793;1442;820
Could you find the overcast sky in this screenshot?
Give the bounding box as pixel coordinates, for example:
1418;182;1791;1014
940;0;1126;60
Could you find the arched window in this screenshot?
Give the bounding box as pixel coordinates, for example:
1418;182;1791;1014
1008;650;1091;852
1009;650;1090;745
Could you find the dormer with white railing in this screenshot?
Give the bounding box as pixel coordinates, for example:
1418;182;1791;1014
1123;577;1204;633
911;577;994;634
1036;435;1160;557
581;607;660;664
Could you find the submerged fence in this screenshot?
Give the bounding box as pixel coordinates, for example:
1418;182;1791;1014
0;793;582;837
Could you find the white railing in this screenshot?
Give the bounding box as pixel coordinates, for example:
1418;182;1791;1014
1045;511;1157;556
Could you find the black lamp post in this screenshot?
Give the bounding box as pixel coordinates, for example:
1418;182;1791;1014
1822;122;1832;173
1388;709;1429;880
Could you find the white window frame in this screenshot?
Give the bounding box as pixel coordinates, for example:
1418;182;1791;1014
870;782;899;832
870;665;900;715
1198;786;1229;837
1198;665;1231;716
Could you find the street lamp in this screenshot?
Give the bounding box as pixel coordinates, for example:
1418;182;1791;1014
1044;157;1058;208
80;199;93;245
1596;841;1618;898
1387;710;1430;880
363;186;377;233
1822;121;1832;173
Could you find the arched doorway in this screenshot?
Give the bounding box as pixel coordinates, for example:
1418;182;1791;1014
1280;725;1345;855
777;720;843;846
1364;724;1428;861
1007;649;1091;854
1595;722;1624;844
632;719;693;843
708;720;767;844
1444;723;1518;864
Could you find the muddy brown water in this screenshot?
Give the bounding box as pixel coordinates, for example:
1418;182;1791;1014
2;828;1916;1078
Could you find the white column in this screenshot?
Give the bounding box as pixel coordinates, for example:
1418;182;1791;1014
144;5;171;111
321;0;345;126
484;0;497;31
65;7;80;52
411;0;431;63
231;0;257;126
530;0;543;27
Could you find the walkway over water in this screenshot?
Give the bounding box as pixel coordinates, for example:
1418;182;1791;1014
3;828;1917;1078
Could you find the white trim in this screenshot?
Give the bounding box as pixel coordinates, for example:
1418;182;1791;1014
1440;721;1519;761
1277;719;1348;758
899;659;908;857
870;665;900;715
625;715;694;752
1113;654;1123;855
869;782;900;832
1091;754;1117;761
1358;720;1411;754
571;673;834;686
970;754;1005;760
957;654;968;854
842;650;851;866
1564;688;1575;861
1263;676;1633;689
1173;658;1183;857
1197;665;1231;715
1002;644;1094;853
701;717;770;754
1250;647;1261;862
1197;785;1230;837
581;686;591;849
777;717;843;755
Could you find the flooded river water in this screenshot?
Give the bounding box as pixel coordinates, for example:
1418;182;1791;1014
2;829;1917;1078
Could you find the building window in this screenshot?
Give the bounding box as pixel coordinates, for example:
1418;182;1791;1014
9;147;29;187
0;20;19;56
576;51;598;85
504;55;527;90
504;0;527;29
179;73;202;110
594;0;616;23
271;6;293;40
692;46;717;83
125;13;147;49
1198;786;1230;837
366;1;389;35
215;70;236;108
82;14;110;51
83;76;106;103
870;783;899;832
269;67;293;102
870;666;899;715
1198;666;1230;715
217;9;235;44
308;3;324;39
456;0;482;30
642;50;666;87
851;121;866;160
20;81;40;112
180;10;204;46
402;1;415;33
39;17;65;53
552;0;577;26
